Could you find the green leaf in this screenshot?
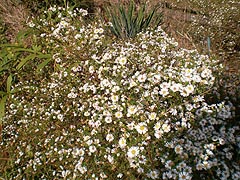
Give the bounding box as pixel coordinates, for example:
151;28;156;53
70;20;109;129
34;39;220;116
7;74;12;94
111;14;122;37
36;58;52;72
16;28;32;41
36;53;51;59
0;58;13;73
0;91;7;96
0;43;20;48
13;48;36;53
0;95;7;123
16;54;36;70
32;45;42;53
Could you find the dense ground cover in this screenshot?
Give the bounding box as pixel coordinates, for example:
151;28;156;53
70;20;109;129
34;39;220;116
0;1;239;180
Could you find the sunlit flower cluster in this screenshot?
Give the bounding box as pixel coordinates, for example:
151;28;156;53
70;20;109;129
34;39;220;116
1;7;239;180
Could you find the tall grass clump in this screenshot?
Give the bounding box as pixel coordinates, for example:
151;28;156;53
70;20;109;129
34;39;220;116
0;0;30;42
1;6;239;180
106;1;163;39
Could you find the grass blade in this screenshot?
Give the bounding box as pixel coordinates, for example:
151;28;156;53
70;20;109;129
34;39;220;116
7;74;12;94
0;95;7;123
16;54;36;70
36;58;52;73
0;91;7;96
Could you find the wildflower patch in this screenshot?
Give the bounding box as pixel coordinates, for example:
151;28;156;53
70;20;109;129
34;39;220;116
1;7;239;180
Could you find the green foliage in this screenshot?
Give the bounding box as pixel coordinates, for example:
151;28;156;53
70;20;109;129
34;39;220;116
106;1;163;39
0;28;52;123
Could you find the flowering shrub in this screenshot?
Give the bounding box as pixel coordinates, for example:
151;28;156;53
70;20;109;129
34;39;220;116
1;7;239;180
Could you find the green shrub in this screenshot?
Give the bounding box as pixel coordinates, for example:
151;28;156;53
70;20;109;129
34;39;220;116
1;7;239;180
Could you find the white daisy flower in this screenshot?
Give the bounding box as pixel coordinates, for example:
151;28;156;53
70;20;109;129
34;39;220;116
117;56;127;66
180;89;189;97
162;123;171;133
127;146;139;158
105;116;112;123
57;114;64;121
154;122;161;130
179;171;191;180
174;145;183;154
127;122;135;130
100;79;110;87
103;110;111;116
147;169;160;179
135;122;148;134
118;137;127;148
89;66;94;73
185;84;194;94
94;28;104;34
106;133;114;142
79;148;85;156
89;145;97;153
149;112;157;120
115;111;123;119
154;130;163;139
79;9;88;16
159;88;169;97
170;83;182;92
193;74;201;82
112;86;120;93
196;163;203;170
129;79;137;87
201;68;211;78
160;82;171;89
111;94;119;102
137;74;147;83
127;105;137;115
74;34;81;39
117;173;123;178
84;111;90;116
102;52;112;60
67;92;77;98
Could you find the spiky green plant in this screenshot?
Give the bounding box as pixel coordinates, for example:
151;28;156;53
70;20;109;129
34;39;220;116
106;1;163;39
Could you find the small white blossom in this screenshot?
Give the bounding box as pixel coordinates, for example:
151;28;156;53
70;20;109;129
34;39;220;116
106;133;114;142
118;137;127;148
127;146;139;158
149;112;157;120
162;123;171;133
116;56;127;66
135;122;148;134
115;111;123;119
137;74;147;83
175;145;183;154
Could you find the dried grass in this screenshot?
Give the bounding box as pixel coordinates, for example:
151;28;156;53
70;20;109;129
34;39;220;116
0;0;30;42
